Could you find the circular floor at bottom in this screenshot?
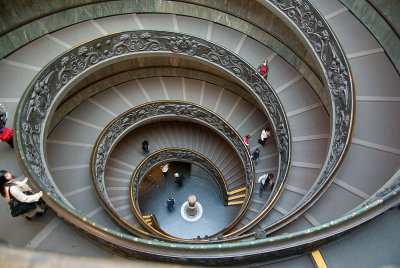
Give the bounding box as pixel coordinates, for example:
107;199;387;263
138;164;241;239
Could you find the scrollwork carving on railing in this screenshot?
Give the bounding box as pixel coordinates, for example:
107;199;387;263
16;30;290;240
10;2;400;261
91;101;252;224
266;0;353;226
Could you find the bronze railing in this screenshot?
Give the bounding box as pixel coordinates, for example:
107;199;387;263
15;30;290;241
10;0;400;263
90;101;254;240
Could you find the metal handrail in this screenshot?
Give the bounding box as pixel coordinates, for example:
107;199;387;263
15;30;290;241
90;101;254;241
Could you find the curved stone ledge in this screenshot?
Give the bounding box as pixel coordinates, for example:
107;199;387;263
130;148;230;236
90;101;253;240
31;179;400;264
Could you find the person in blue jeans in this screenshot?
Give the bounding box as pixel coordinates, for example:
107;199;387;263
257;173;274;196
166;196;175;211
251;148;260;166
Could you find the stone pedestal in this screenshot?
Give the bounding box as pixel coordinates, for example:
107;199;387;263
181;194;203;222
186;194;197;216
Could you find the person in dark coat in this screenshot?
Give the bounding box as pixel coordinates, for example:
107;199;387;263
174;173;185;187
141;140;150;156
251;148;260;166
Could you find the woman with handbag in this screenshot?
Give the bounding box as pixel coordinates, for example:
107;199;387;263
0;170;47;220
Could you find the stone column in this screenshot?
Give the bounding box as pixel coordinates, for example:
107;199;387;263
186;194;197;216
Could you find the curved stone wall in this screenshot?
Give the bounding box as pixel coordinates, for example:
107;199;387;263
340;0;400;72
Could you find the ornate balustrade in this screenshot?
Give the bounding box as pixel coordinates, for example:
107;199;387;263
222;0;355;237
15;30;290;239
9;1;400;263
90;101;252;240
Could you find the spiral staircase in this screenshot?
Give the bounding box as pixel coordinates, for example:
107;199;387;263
0;0;399;266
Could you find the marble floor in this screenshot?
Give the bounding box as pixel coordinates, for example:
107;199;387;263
138;162;241;239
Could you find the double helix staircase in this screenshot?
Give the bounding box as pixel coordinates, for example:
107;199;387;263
0;0;399;266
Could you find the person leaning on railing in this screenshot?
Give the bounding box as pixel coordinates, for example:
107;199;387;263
257;173;274;196
0;170;47;220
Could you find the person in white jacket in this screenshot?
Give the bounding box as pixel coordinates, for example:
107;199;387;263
0;170;47;220
259;127;271;146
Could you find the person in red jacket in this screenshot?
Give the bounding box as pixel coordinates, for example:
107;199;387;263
0;103;12;148
257;59;269;79
0;127;13;148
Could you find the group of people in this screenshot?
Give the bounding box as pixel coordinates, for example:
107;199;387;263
143;57;272;205
254;60;274;196
245;126;274;196
160;162;185;211
160;163;185;187
164;172;185;211
0;103;47;221
142;142;185;211
244;127;271;166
